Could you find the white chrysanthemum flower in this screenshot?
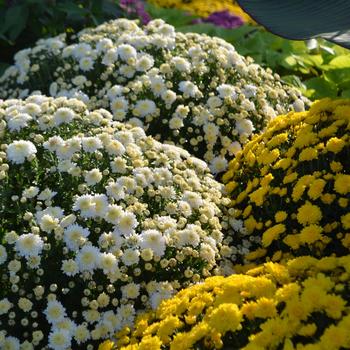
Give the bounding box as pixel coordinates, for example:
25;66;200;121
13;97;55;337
6;140;37;164
48;329;71;350
79;56;94;71
91;194;109;217
99;252;118;274
84;168;103;186
22;186;39;199
169;116;184;130
209;156;228;174
136;54;154;72
15;233;44;257
117;212;138;237
36;206;64;222
171;56;191;72
43;135;64;152
56;318;77;336
182;191;203;210
121;282;140;300
61;259;79;276
73;194;95;218
139;229;166;257
39;214;59;233
81;136;103;153
117;44;137;61
64;224;90;251
106;182;125;200
228;141;242;156
178;81;199;97
104;204;123;225
76;245;100;272
107;85;124;100
0;298;12;315
37;188;57;201
0;245;7;265
161;89;177;105
110;96;129;112
236;118;255;136
199;243;216;263
134;99;156;117
102;48;119;65
74;324;90;345
44;300;66;324
117;303;135;324
217;84;237;99
243;84;257;98
176;225;200;247
53;107;75;126
105;139;126;156
121;248;140;266
7;113;32;131
2;336;20;350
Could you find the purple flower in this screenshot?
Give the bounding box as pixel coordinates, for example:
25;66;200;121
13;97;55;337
120;0;151;24
194;10;244;29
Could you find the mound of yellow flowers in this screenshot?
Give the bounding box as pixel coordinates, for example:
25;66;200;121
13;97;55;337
222;98;350;265
149;0;252;22
100;255;350;350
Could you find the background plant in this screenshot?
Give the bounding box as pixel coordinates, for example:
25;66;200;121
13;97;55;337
0;0;129;75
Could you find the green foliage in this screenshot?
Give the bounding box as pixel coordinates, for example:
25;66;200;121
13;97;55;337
0;0;123;75
145;2;197;27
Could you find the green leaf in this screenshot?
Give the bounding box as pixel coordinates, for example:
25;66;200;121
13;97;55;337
328;55;350;68
236;0;350;49
303;77;338;100
324;68;350;85
0;62;9;77
341;89;350;98
281;75;306;89
145;3;196;27
56;2;89;17
1;5;29;41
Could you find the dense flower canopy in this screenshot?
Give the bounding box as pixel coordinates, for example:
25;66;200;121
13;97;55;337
0;19;308;172
102;255;350;350
0;96;232;349
223;98;350;265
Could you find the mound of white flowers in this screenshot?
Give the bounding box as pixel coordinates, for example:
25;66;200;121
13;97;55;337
0;96;232;350
0;19;308;173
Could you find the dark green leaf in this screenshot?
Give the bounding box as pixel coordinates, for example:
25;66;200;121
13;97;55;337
303;77;338;99
341;89;350;98
1;5;29;41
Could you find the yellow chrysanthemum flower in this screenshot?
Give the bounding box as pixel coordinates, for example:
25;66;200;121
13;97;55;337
223;99;350;265
106;256;350;350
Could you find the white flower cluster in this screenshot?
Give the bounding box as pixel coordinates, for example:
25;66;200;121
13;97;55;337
0;18;308;173
0;97;233;350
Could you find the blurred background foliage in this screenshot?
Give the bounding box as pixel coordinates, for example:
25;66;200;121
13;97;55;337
1;0;350;101
0;0;125;74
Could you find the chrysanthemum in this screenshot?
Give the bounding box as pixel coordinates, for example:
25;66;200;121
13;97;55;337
15;233;44;257
6;140;37;164
76;245;100;272
64;224;90;251
44;300;67;324
139;229;167;257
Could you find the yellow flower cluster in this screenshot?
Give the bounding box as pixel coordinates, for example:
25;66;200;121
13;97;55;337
103;255;350;350
148;0;252;22
223;98;350;265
